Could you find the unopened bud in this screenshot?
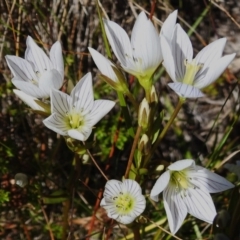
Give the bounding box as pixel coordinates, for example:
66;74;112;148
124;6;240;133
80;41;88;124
138;134;150;154
138;98;150;129
150;85;158;103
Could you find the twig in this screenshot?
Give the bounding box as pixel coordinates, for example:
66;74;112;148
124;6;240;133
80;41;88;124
86;149;108;181
124;126;142;179
210;0;240;29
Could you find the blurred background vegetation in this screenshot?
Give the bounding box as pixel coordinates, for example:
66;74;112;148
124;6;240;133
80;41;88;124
0;0;240;239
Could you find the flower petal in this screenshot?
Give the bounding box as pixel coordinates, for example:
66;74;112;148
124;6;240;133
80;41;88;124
184;188;216;223
86;100;115;126
88;47;118;82
172;24;193;81
163;186;188;234
102;180;122;199
160;10;178;42
5;55;38;82
168;82;205;98
189;166;235;193
13;89;46;111
43;113;69;135
168;159;194;171
104;19;133;68
117;214;138;225
50;41;64;78
11;80;46;98
25;36;53;72
38;69;63;98
131;11;162;72
68;128;92;141
194;53;236;89
50;90;71;117
70;73;94;113
194;38;227;79
122;179;142;197
161;36;176;82
150;170;170;202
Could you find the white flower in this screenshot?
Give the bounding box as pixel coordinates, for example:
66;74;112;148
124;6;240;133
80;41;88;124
161;24;236;98
100;179;146;224
13;89;50;113
6;36;64;99
43;72;115;141
104;11;162;83
150;159;234;234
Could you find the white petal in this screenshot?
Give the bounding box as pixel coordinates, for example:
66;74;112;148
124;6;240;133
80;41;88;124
50;90;71;117
133;194;146;215
100;198;106;206
168;82;205;98
189;166;235;193
25;36;53;72
194;53;236;89
160;10;178;42
150;171;170;202
131;12;162;72
13;89;46;111
12;80;46;98
163;186;188;234
168;159;194;171
43;113;69;135
184;188;216;223
104;19;133;68
103;180;122;198
122;179;142;196
117;215;136;224
86;100;115;126
194;38;227;79
88;47;118;82
50;41;64;78
68;128;92;141
172;24;193;81
161;36;176;82
38;69;63;97
70;73;94;112
5;55;38;82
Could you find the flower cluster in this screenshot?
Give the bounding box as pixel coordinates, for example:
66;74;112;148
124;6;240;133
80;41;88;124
5;9;236;237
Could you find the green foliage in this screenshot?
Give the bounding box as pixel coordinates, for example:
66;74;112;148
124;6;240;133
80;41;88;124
0;190;9;205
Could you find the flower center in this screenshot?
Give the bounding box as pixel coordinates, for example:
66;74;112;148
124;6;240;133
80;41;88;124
170;171;190;190
113;192;136;215
67;111;84;129
182;59;203;86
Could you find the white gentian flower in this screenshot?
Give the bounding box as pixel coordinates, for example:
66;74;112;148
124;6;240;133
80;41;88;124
100;179;146;224
161;24;236;98
6;36;64;99
43;73;115;141
104;11;163;89
150;159;234;234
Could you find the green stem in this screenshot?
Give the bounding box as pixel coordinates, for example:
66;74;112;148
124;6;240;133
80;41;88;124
124;126;142;179
117;92;135;137
143;97;185;167
125;90;139;111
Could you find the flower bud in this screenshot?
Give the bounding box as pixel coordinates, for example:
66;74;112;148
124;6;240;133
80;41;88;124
138;134;150;154
138;98;150;129
150;85;158;103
